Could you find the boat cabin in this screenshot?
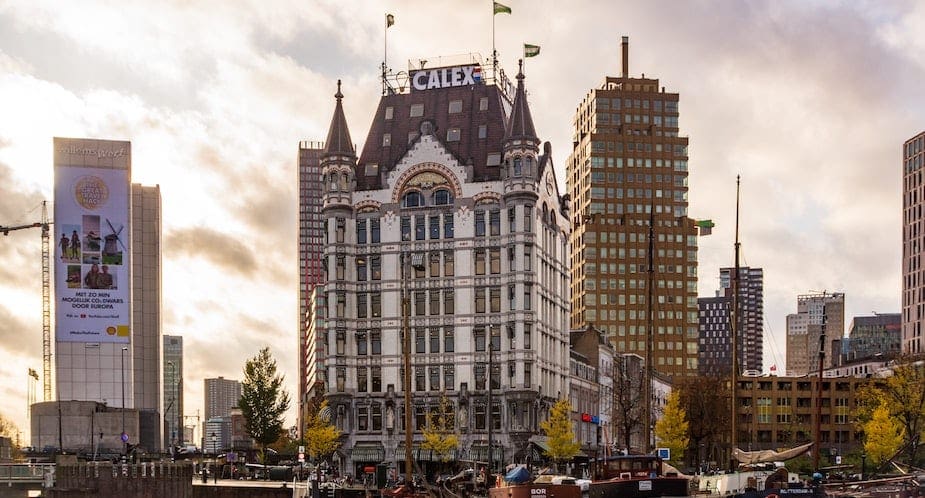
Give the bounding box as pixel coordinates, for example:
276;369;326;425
595;455;668;481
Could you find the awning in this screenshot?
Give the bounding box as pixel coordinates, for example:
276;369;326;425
395;445;458;462
469;445;504;462
351;444;385;462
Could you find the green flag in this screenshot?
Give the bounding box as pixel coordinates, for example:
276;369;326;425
386;13;395;27
493;2;511;14
696;219;715;236
524;44;540;58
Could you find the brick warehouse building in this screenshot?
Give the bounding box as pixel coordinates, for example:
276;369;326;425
311;57;571;477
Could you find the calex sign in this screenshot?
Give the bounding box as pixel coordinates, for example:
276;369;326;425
411;65;482;91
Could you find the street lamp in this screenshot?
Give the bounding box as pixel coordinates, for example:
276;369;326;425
121;346;128;456
401;251;425;485
166;361;175;449
211;433;218;483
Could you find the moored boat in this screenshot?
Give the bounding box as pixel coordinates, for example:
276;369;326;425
588;454;690;498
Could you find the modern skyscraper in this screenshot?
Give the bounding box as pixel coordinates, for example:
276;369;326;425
314;56;571;476
298;142;326;433
163;335;183;448
203;376;241;420
903;131;925;354
698;295;731;376
567;37;699;378
131;183;163;450
720;266;764;372
840;313;900;363
54;138;134;408
785;292;845;376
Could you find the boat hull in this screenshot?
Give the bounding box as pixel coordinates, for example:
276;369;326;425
489;483;583;498
589;477;690;498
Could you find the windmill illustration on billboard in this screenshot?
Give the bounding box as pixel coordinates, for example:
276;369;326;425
103;218;126;265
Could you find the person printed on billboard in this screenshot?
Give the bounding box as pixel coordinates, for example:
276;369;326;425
70;230;80;259
59;233;70;260
84;263;100;289
98;265;114;289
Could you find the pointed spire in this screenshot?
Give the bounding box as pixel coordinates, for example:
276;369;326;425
505;59;538;143
324;79;355;157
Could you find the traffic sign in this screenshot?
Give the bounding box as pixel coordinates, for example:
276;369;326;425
299;452;305;462
121;432;129;443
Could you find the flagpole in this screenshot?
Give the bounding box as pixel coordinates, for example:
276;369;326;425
492;0;496;74
382;13;388;95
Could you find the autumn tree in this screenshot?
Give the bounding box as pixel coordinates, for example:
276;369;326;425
0;413;18;440
239;347;291;465
654;390;689;465
421;394;459;462
855;357;925;465
611;355;646;452
864;402;904;466
540;399;581;471
304;400;341;464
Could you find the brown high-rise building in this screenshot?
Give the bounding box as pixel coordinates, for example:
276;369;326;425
903;131;925;355
785;292;844;376
567;37;699;378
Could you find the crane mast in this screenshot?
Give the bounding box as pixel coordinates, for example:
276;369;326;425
1;200;53;401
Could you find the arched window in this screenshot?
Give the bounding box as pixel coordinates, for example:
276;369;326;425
513;157;522;177
434;189;454;205
524;156;533;176
402;191;423;208
329;173;338;191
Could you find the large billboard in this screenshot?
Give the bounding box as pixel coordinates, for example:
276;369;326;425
53;137;131;343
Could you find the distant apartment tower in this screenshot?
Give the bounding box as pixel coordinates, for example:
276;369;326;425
720;266;764;372
698;296;731;376
163;335;183;447
903;131;925;354
786;292;845;376
131;183;163;450
567;37;699;378
298;142;326;431
204;377;241;420
838;313;901;364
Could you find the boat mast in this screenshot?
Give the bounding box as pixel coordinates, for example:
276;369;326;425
730;175;741;470
645;203;655;454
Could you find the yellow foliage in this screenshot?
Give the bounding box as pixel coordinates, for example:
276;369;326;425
654;390;689;464
540;399;581;462
421;394;459;461
864;403;904;465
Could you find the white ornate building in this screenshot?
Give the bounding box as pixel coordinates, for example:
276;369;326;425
316;61;571;476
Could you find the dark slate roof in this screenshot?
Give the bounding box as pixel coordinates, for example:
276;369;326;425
356;77;509;191
324;80;355;157
504;62;538;143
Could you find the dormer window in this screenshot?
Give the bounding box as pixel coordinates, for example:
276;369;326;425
402;191;423;208
434;189;454;206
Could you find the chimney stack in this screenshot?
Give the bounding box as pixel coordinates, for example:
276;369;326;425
621;36;629;78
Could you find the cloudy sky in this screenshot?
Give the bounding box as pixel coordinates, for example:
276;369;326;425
1;0;922;440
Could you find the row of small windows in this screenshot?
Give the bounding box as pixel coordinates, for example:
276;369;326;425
585;140;687;158
384;97;491;121
594;98;679;113
589;157;689;172
331;205;537;245
595;113;679;128
402;189;454;208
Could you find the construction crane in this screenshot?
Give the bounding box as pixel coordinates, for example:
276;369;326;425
1;201;53;401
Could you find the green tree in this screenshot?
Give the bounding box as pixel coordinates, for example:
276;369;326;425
421;394;459;462
677;375;729;469
304;400;340;463
540;399;581;470
239;347;291;465
864;403;904;466
855;357;925;465
654;390;690;465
